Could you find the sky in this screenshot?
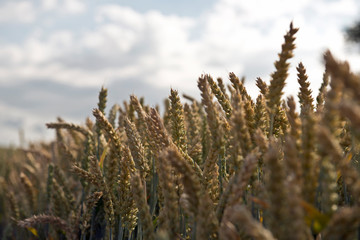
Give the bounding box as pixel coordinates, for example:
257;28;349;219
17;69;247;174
1;0;360;146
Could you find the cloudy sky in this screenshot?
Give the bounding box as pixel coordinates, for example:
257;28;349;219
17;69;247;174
1;0;360;146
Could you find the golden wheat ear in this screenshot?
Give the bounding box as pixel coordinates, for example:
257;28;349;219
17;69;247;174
220;205;275;240
18;214;72;239
80;191;103;233
130;172;155;240
157;148;179;239
169;88;188;153
266;22;298;136
183;102;203;166
321;207;360;239
124;117;149;180
207;75;232;119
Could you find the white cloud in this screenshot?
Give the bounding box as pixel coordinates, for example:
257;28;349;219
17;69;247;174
96;5;144;29
85;23;140;52
0;5;199;90
20;31;74;64
91;5;199;89
41;0;85;14
0;1;36;23
1;0;360;96
42;0;58;10
311;0;358;17
63;0;85;14
0;46;24;65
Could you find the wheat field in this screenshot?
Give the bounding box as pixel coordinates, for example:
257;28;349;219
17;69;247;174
1;22;360;239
